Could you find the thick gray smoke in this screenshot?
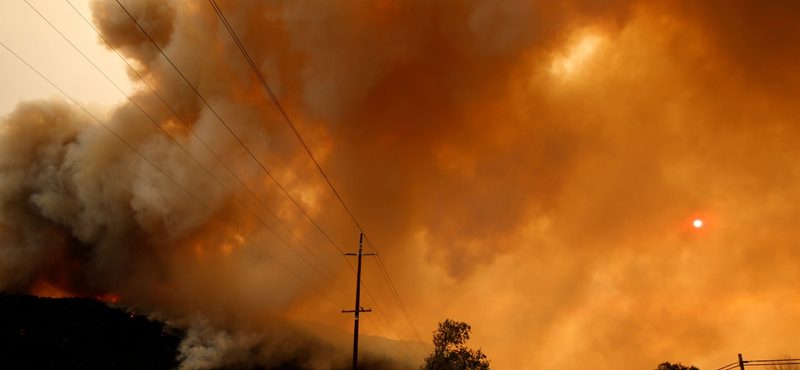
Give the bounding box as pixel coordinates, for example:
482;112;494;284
0;98;215;295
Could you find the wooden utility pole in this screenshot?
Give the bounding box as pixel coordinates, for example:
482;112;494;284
342;232;377;370
738;354;746;370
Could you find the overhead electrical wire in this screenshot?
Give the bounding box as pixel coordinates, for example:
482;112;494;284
203;2;426;362
749;363;800;367
65;0;407;359
745;358;800;363
206;0;427;361
363;314;419;363
105;10;415;357
12;1;428;362
58;1;416;357
0;39;344;311
744;359;800;367
365;235;428;350
59;0;357;304
206;0;429;357
715;357;800;370
205;0;363;232
110;0;424;362
23;0;355;309
112;0;349;259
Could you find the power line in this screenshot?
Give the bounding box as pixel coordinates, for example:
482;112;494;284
0;39;343;310
716;354;800;370
25;0;355;307
346;311;414;363
209;1;429;360
16;2;426;364
358;280;424;363
362;315;416;363
207;1;426;360
206;0;429;358
113;0;349;259
113;2;390;327
115;0;426;363
207;0;364;233
717;363;740;370
365;235;428;351
105;0;408;356
61;0;356;304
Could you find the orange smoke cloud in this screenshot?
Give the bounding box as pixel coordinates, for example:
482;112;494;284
2;0;800;369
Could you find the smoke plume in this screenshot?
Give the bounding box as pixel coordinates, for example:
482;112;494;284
2;0;800;369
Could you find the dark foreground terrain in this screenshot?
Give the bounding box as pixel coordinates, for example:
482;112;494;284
0;292;181;370
0;292;412;370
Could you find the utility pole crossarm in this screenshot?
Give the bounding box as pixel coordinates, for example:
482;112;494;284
342;308;372;313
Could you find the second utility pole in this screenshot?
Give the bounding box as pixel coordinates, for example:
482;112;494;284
342;232;377;370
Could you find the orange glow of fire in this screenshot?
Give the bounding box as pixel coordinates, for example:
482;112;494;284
92;294;121;304
30;280;72;298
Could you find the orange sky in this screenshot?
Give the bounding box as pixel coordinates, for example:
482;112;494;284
2;1;800;369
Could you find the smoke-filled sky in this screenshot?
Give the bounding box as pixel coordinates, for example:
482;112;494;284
2;1;800;369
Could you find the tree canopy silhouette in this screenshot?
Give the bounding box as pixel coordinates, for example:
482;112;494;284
420;319;490;370
765;355;800;370
656;361;700;370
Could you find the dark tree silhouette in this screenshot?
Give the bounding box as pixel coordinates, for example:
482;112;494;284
766;355;800;370
420;319;490;370
656;361;700;370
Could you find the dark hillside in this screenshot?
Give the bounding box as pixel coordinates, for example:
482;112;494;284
0;292;181;370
